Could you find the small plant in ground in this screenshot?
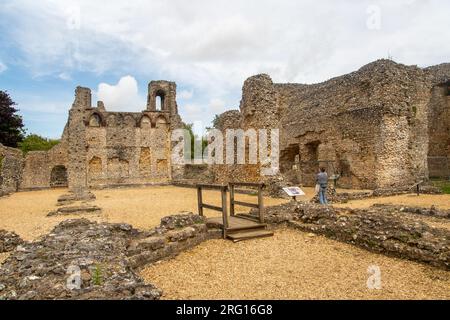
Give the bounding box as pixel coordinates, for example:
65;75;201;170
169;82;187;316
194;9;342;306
91;264;103;286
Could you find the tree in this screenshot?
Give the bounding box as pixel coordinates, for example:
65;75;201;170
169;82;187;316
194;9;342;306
18;134;60;154
183;123;207;160
212;114;220;128
0;91;25;147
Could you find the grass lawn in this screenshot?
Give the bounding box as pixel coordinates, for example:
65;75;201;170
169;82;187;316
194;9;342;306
431;179;450;194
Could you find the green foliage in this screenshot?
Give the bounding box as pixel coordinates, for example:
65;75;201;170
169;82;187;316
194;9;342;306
443;185;450;194
430;179;450;194
18;134;60;154
438;182;450;194
0;91;25;147
183;123;207;160
212;114;221;128
92;264;103;286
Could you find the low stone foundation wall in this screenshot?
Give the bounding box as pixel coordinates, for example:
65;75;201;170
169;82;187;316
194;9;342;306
0;213;221;300
309;185;443;204
127;214;222;269
261;202;450;270
370;203;450;219
372;185;442;197
47;205;102;216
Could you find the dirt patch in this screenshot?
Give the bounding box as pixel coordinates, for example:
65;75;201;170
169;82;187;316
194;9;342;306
140;228;450;300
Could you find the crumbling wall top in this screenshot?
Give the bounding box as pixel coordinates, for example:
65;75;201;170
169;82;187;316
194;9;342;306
72;86;92;110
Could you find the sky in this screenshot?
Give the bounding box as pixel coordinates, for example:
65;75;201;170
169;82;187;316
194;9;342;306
0;0;449;138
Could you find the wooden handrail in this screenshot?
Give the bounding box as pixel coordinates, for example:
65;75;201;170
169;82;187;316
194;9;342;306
229;182;265;223
233;200;259;209
196;184;229;238
196;183;228;191
229;182;265;188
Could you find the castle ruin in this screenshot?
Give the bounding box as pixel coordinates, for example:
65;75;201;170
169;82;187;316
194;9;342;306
0;59;449;195
213;60;450;190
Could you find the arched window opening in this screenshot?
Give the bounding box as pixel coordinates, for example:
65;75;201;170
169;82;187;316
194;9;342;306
140;116;152;129
89;114;101;127
155;116;167;128
50;165;68;187
155;91;165;111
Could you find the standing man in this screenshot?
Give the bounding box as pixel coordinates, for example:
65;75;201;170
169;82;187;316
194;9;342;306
316;167;328;205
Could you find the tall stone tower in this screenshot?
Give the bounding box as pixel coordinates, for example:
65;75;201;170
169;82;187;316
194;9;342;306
66;86;92;198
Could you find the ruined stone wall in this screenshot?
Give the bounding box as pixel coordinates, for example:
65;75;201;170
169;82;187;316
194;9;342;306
64;81;181;190
20;138;68;190
427;84;450;178
211;110;244;184
1;80;183;194
0;144;23;196
210;60;450;190
85;111;172;187
277;60;433;189
212;75;282;185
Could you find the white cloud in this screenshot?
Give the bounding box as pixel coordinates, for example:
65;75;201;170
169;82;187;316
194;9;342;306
209;98;226;113
2;0;450;124
58;72;72;81
178;89;194;100
97;75;145;111
0;61;7;73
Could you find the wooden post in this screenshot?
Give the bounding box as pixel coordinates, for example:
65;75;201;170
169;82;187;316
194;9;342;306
230;184;235;217
221;187;229;239
197;186;203;216
258;184;264;223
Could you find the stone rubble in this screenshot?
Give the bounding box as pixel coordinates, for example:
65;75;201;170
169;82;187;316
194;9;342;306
0;230;23;253
0;213;220;300
47;205;102;217
370;203;450;219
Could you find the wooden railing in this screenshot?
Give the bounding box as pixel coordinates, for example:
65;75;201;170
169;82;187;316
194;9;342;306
229;182;265;223
196;182;266;239
196;184;229;237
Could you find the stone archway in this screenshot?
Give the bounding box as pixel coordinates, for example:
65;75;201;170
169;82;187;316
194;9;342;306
50;165;68;187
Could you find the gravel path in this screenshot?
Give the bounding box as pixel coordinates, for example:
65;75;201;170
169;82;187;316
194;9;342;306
1;187;449;299
141;228;450;300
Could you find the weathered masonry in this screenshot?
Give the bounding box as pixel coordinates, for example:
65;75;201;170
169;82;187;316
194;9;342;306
213;60;450;190
1;60;449;196
10;81;183;193
65;81;183;192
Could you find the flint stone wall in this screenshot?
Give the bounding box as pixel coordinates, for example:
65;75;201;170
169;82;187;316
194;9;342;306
0;144;23;196
0;213;220;300
0;230;23;253
210;60;450;192
259;202;450;269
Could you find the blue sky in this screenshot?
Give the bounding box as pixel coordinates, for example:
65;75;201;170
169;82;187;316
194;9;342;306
1;0;449;138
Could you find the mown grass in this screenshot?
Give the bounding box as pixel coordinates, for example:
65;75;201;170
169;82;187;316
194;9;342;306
431;179;450;194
